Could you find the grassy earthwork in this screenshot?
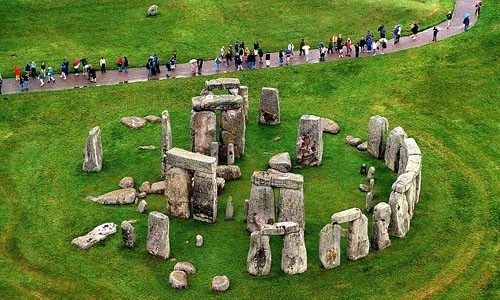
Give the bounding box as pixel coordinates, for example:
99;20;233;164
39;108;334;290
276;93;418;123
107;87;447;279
0;0;498;299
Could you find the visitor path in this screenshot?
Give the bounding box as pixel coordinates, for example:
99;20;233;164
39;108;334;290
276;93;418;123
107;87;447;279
1;0;477;95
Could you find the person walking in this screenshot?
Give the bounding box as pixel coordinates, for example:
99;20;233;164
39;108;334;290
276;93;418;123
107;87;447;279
258;48;264;64
215;55;221;72
432;27;439;41
287;42;294;58
40;61;46;76
73;59;80;75
303;44;310;62
89;65;97;83
279;50;284;66
393;25;402;44
60;61;67;80
299;38;305;56
124;57;129;73
345;38;352;56
463;14;470;31
379;38;387;54
14;65;21;81
117;57;124;72
320;44;327;61
359;37;366;52
165;60;171;78
475;1;482;16
25;63;31;75
354;43;360;58
411;22;419;39
100;57;106;73
378;25;386;38
47;67;55;83
226;46;232;66
38;71;45;86
22;72;29;91
19;73;24;91
30;61;37;78
170;52;177;70
235;53;243;71
446;11;453;29
253;41;259;56
328;38;334;54
196;58;203;75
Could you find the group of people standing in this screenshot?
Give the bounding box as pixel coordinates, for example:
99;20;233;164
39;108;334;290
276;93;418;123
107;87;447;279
146;52;176;78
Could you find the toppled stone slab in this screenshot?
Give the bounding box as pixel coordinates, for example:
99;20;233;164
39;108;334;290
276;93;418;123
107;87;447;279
169;271;188;289
296;115;323;166
357;142;368;151
192;94;243;111
147;212;170;259
71;223;117;250
212;275;230;292
205;78;240;91
174;262;196;275
144;115;161;123
261;225;285;236
119;177;134;189
269;152;292;173
331;208;362;224
345;135;363;147
121;116;147;129
149;181;166;194
385;127;407;171
259;88;280;125
367;115;389;159
83;126;103;172
166;147;217;174
251;169;303;190
247;232;271;276
86;188;137;205
216;165;241;181
121;221;136;248
319;223;342;269
359;184;369;192
139;181;151;193
138;145;156;151
148;5;158;16
321;118;340;134
274;221;300;234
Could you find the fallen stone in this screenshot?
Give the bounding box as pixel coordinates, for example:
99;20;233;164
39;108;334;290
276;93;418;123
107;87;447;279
86;188;137;205
148;5;158;16
251;169;303;190
71;223;117;250
225;196;234;220
161;110;173;179
345;135;363;147
212;275;230;292
121;221;136;248
321;118;340;134
331;208;362;224
192;94;243;111
120;116;147;129
205;78;240;90
259;88;280;125
174;262;196;275
357;142;368;151
372;202;391;250
169;271;188;289
269;152;292;173
261;225;285;236
166;147;217;174
247;232;272;276
347;214;370;260
82;126;103;172
296;115;323;166
216;165;241;181
273;136;281;142
359;184;369;192
119;177;134;189
385;127;407;172
144;115;161;123
165;167;191;219
137;192;147;199
190;110;217;156
281;230;307;275
146;212;170;259
196;234;203;247
137;200;147;213
139;181;151;193
367;115;389;159
319;224;342;269
138;145;156;151
274;221;300;234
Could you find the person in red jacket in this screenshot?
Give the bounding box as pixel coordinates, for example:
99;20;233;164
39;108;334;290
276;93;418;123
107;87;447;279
14;65;21;81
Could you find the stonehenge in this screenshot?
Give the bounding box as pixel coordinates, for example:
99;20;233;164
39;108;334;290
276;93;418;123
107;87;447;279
83;126;103;172
296;115;323;166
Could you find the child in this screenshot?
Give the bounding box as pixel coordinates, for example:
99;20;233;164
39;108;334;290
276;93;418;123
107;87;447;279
38;72;45;86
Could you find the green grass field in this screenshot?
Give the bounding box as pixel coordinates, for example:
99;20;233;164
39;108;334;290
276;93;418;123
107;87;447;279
0;0;453;77
0;1;498;299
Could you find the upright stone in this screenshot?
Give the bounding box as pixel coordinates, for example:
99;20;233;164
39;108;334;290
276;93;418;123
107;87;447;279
319;224;342;269
388;191;410;238
347;214;370;260
137;200;147;213
372;202;391;250
360;164;367;175
367;166;375;181
227;143;235;165
259;87;280;125
296;115;323;166
365;192;374;212
278;188;305;229
220;108;245;159
367;115;389;159
146;212;170;259
190;110;217;156
244;199;249;221
247;232;272;276
225;196;234;220
192;171;218;223
210;142;219;165
385;127;407;172
121;221;136;248
83;126;103;172
281;229;307;275
247;184;275;232
398;138;421;176
238;86;249;123
165;167;192;219
161;110;173;178
196;234;203;247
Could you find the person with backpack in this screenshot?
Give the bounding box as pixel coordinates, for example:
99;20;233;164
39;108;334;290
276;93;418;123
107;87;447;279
463;15;470;31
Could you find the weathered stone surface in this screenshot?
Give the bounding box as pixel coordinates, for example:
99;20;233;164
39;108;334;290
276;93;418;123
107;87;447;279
83;126;103;172
372;202;391;250
192;171;218;223
332;208;362;224
359;184;369;192
274;221;301;234
405;154;422;174
398;138;421;175
360;164;367;175
278;188;305;229
138;145;156;151
205;78;240;91
281;230;307;275
161;110;173;179
220;108;245;159
119;177;134;189
196;234;203;247
247;184;275;232
121;221;136;248
367;166;375;181
144;115;161;123
166;147;217;174
137;192;147;199
225;196;234;220
365;192;374;212
321;118;340;134
347;214;370;260
71;223;117;250
261;225;285;236
190;110;217;156
210;142;219;165
385;127;407;172
388;191;410;238
137;200;147;213
269;152;292;173
165;167;191;219
149;181;166;194
86;188;137;205
273;136;281;142
238;86;249;123
139;181;151;193
244;199;249;221
148;5;158;16
345;135;363;147
319;224;342;269
216;165;241;181
259;87;280;125
216;177;225;192
192;94;243;111
369;179;375;192
392;172;416;193
251;169;303;190
121;116;147;129
169;271;188;289
227;143;235;165
367;115;389;159
211;275;230;292
247;232;272;276
296;115;323;166
174;262;196;275
357;142;368;151
146;212;170;259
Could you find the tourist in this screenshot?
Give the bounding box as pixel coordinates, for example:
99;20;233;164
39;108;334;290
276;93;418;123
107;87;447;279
196;58;203;75
345;38;352;56
239;41;245;55
124;57;129;73
0;75;3;94
63;59;69;77
475;1;482;16
279;50;284;66
366;38;373;53
235;53;243;71
165;60;171;78
332;34;338;52
463;14;470;31
22;72;29;91
393;25;402;44
30;61;37;78
265;52;271;67
244;47;250;62
359;37;366;52
258;48;264;64
40;62;46;76
378;25;386;38
303;44;310;62
14;65;21;81
253;41;259;55
47;67;55;83
432;27;439;42
354;43;360;58
81;58;89;76
366;31;373;40
372;40;379;55
234;41;239;54
60;61;67;80
287;41;294;57
25;63;31;75
411;22;419;39
320;44;327;61
328;38;334;54
89;65;97;82
215;55;221;72
299;38;305;56
338;44;344;58
337;34;343;53
446;11;453;29
247;53;256;69
38;71;45;86
380;38;387;54
220;46;226;60
100;56;106;73
285;49;292;65
155;55;161;74
19;73;24;91
73;58;80;75
170;52;177;70
226;46;232;66
117;57;123;72
146;59;152;76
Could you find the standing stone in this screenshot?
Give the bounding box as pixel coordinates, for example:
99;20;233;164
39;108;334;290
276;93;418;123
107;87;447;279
388;191;410;238
165;167;191;219
83;126;103;172
119;177;134;189
225;196;234;220
367;166;375;181
210;142;219;165
137;200;147;213
196;234;203;247
365;192;374;212
259;87;280;125
71;223;116;250
269;152;292;173
211;275;230;292
244;199;249;221
278;188;305;229
319;224;342;269
367;115;389;159
190;110;217;156
281;229;307;275
192;171;218;223
238;86;249;123
121;221;136;248
161;110;173;179
169;271;188;289
146;212;170;259
385;127;407;172
398;138;421;176
227;143;235;165
247;232;272;276
372;202;391;250
347;214;370;260
360;164;367;175
369;179;375;192
247;184;275;232
220;108;245;159
296;115;323;166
